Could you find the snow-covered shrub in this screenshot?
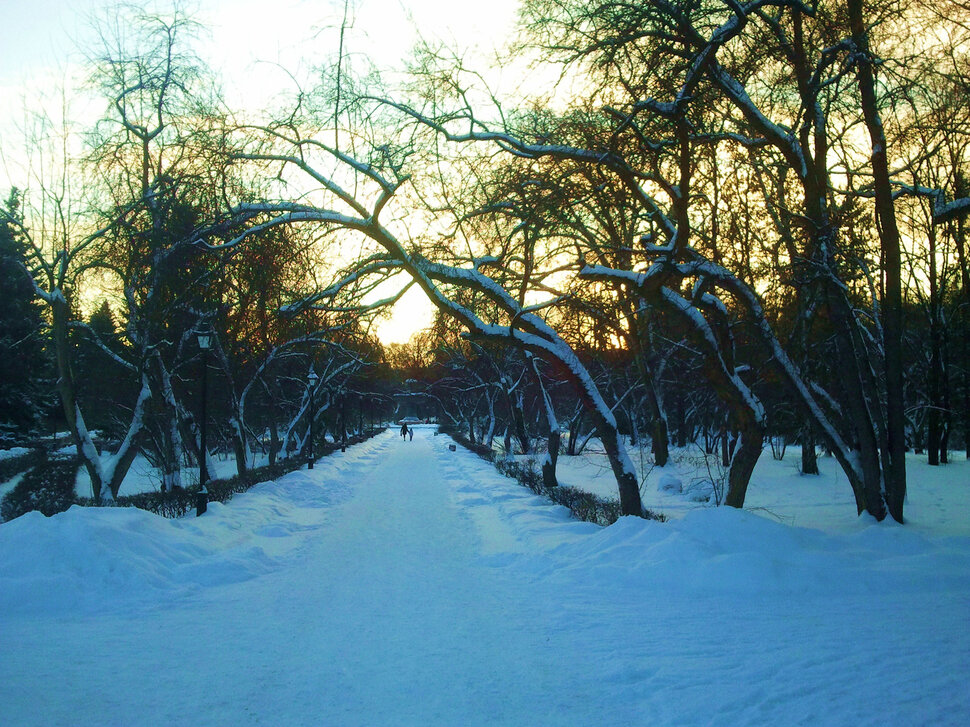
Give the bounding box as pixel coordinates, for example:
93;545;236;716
686;480;716;503
113;488;196;518
547;485;621;525
1;455;79;521
495;458;543;494
481;444;666;525
658;473;683;494
680;447;727;505
439;424;494;461
0;447;45;483
112;427;388;518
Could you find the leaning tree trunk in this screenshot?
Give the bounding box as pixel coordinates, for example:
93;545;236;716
657;287;767;509
269;421;280;465
723;418;766;509
585;401;642;515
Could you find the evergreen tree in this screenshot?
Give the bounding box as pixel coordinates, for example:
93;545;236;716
74;300;134;440
0;191;49;438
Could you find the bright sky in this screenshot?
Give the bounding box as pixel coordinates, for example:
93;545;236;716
0;0;522;344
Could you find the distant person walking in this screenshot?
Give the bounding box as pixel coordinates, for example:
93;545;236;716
400;422;408;439
408;427;414;441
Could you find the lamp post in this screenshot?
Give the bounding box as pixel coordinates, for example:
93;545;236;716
196;330;211;516
307;368;318;469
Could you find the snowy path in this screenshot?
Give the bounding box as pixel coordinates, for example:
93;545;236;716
2;427;970;726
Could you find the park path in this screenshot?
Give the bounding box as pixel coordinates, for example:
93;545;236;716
238;426;577;725
22;427;593;726
6;427;966;726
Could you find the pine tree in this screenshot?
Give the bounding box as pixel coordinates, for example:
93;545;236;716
0;191;49;438
74;300;135;440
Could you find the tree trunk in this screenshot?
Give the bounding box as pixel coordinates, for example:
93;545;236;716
533;357;560;489
724;421;765;508
512;392;530;455
656;287;765;509
801;426;819;475
269;422;280;465
651;417;670;467
633;339;669;467
941;329;951;464
52;297;106;501
588;404;642;516
566;410;583;455
849;0;907;522
542;430;560;489
928;222;942;466
152;353;184;492
231;420;249;476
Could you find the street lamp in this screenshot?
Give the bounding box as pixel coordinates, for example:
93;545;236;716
307;368;319;469
196;330;211;516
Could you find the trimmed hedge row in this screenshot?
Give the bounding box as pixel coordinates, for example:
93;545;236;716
440;425;665;526
0;448;46;483
439;426;495;461
104;429;386;518
1;428;386;521
1;455;80;522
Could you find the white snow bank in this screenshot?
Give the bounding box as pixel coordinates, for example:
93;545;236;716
443;440;970;598
0;446;30;461
554;444;970;536
525;507;970;597
0;468;350;618
1;429;969;727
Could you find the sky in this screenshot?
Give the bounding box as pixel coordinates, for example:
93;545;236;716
0;0;522;343
0;0;521;86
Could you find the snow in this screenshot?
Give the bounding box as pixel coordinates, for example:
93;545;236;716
73;452;269;498
0;471;25;500
2;426;969;726
0;446;30;461
555;442;970;536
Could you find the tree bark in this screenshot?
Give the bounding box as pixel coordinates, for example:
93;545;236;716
801;426;819;475
849;0;907;522
542;430;561;489
52;297;106;501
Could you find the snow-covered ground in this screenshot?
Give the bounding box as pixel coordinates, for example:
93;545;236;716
73;452;258;499
552;442;970;536
2;425;969;726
